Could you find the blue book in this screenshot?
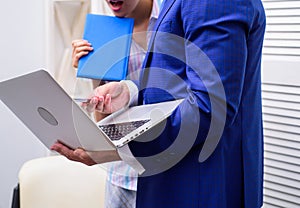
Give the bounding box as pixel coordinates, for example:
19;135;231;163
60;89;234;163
77;14;134;81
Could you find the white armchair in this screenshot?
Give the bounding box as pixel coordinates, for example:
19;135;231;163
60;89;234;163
18;155;107;208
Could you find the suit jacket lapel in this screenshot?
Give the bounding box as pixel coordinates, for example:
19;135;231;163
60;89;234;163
139;0;176;91
147;0;176;52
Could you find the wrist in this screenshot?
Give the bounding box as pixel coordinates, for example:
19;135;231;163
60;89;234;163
120;80;138;107
120;81;130;107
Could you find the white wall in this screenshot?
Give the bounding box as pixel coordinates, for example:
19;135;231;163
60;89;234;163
0;0;48;207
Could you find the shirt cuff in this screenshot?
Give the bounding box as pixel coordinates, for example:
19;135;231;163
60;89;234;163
120;80;138;107
117;144;145;174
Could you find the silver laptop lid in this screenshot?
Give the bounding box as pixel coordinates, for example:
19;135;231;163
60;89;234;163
0;69;115;151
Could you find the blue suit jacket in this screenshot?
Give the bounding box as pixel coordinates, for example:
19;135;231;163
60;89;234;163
128;0;266;207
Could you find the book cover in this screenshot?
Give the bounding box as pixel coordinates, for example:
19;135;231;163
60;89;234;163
77;14;134;81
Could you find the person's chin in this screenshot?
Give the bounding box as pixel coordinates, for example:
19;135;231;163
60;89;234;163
112;11;126;17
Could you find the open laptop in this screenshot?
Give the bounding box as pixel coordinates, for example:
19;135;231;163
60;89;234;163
0;69;183;151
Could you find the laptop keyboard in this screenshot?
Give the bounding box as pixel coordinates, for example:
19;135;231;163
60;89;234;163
99;119;150;141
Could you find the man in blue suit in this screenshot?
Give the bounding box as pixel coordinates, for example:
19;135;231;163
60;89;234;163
52;0;266;207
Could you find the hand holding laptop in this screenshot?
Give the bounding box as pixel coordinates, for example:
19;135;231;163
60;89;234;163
51;140;121;166
57;80;129;164
51;141;97;166
52;81;130;165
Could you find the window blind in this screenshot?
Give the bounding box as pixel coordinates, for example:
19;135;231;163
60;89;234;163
262;0;300;207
